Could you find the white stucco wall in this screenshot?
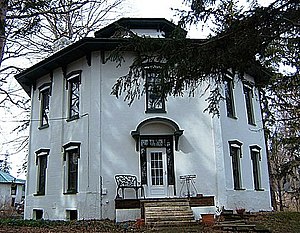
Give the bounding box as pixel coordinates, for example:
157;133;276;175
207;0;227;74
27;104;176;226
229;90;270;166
24;49;272;220
216;74;272;212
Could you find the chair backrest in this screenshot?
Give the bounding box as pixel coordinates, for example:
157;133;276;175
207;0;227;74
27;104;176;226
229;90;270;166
115;175;137;187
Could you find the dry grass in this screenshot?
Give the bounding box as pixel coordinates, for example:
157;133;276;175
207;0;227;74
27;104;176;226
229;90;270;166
0;212;300;232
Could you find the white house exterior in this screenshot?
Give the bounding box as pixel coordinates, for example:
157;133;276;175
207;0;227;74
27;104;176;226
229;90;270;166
16;18;272;221
0;171;25;209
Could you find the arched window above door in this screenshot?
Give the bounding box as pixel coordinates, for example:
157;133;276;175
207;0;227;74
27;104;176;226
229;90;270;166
131;117;184;151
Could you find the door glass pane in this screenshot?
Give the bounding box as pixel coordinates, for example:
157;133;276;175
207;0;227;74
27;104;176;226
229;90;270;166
150;152;163;185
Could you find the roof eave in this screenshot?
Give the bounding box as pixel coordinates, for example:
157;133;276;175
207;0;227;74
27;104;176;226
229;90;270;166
15;38;127;96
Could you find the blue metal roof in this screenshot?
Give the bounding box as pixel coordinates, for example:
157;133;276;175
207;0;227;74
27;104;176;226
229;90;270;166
0;171;25;184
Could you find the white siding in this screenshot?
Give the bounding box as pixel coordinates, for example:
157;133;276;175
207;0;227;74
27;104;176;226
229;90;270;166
24;51;272;220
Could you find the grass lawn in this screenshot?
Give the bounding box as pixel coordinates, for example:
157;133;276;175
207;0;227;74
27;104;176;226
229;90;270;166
0;211;300;232
249;212;300;233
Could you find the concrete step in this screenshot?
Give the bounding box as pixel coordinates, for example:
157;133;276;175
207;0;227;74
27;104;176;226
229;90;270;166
147;219;197;227
145;212;194;219
144;206;191;212
145;211;194;217
143;200;196;227
145;217;195;224
144;201;189;207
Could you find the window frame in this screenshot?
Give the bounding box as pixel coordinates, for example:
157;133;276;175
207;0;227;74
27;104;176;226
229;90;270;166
243;84;255;125
38;83;51;129
11;183;17;195
66;71;82;121
35;149;49;196
250;145;263;191
229;140;244;190
144;64;166;113
63;142;80;194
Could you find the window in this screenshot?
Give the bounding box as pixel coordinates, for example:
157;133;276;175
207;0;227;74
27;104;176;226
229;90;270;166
243;85;255;125
144;65;166;113
229;141;243;190
66;210;77;221
250;145;262;190
11;184;17;195
38;83;51;128
63;143;80;194
35;149;49;195
33;209;43;220
224;76;236;118
66;71;81;120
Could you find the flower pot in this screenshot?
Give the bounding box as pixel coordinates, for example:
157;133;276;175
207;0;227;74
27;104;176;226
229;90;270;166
201;214;215;226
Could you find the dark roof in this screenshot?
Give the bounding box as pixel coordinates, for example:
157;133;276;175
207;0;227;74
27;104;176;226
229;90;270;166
16;18;187;96
15;37;126;95
0;171;25;184
15;18;270;96
94;18;186;38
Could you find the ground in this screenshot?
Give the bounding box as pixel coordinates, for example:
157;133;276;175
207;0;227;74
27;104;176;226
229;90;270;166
0;212;300;232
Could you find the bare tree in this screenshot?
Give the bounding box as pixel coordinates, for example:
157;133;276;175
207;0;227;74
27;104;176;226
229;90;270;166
0;0;125;174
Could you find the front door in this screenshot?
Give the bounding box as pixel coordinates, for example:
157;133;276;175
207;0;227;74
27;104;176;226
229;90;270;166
146;148;168;197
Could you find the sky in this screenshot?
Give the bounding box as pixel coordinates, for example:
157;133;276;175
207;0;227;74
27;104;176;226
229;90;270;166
127;0;275;38
127;0;206;38
2;0;275;179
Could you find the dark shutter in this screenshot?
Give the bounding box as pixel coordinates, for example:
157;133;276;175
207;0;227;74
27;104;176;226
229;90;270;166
140;147;147;185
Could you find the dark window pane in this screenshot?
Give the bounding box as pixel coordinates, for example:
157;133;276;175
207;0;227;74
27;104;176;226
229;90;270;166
34;209;43;220
69;77;80;118
224;78;235;117
251;150;261;190
145;66;165;112
38;155;47;195
11;184;17;195
41;89;50;126
230;146;242;190
69;210;77;220
244;86;255;125
68;150;79;192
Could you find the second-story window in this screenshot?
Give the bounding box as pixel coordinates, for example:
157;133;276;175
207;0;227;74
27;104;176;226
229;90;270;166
38;84;51;128
243;85;255;125
66;71;81;120
145;65;166;113
224;76;236;118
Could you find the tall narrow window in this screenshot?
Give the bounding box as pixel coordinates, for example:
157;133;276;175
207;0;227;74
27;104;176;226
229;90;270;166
243;85;255;125
229;141;243;190
66;71;81;120
38;83;51;128
63;143;80;194
35;149;49;195
224;76;236;118
145;65;166;113
250;145;262;190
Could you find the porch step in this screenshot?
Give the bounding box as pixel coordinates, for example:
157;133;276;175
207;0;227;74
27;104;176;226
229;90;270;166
143;199;196;227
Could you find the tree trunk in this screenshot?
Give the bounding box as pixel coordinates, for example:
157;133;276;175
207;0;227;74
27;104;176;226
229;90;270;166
277;179;284;211
0;0;7;68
